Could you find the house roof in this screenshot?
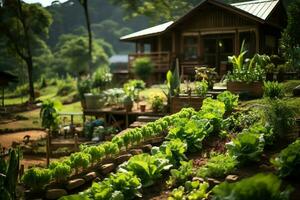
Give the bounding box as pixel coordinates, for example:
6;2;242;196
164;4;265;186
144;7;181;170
232;0;280;20
109;55;128;63
120;21;174;41
120;0;281;41
0;71;18;86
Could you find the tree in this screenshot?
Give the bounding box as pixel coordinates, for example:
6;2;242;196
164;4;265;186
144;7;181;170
55;34;109;75
0;0;52;101
78;0;93;73
280;0;300;69
110;0;199;23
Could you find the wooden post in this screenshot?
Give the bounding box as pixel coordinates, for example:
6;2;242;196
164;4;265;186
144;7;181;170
2;87;4;107
46;130;50;167
235;29;240;55
74;133;79;152
255;28;259;53
19;164;24;182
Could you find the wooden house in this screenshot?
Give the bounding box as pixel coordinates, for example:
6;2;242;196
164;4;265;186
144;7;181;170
120;0;287;80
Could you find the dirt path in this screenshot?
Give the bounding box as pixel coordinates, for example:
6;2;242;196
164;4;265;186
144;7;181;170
0;130;46;148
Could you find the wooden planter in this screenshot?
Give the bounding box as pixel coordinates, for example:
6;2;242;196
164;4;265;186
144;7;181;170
227;81;263;98
84;94;104;109
170;96;204;113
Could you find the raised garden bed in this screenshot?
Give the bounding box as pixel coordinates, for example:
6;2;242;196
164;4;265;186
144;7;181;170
170;95;204;113
227;81;263;98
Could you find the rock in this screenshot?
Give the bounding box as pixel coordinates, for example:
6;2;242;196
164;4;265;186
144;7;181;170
293;85;300;96
83;172;97;182
225;175;239;182
192;177;205;183
142;144;152;152
100;163;115;175
207;178;221;186
130;149;143;155
66;178;85;191
46;189;68;199
115;154;132;165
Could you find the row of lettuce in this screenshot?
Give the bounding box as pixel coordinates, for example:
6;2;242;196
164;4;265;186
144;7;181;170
22;91;299;199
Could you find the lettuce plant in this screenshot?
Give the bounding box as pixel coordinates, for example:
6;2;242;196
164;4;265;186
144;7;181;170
83;146;105;165
88;171;142;200
49;162;71;183
217;91;239;113
151;139;187;166
226;132;264;164
168;181;209;200
22;168;52;192
102;142;119;158
212;173;292;200
69;152;91;174
197;153;237;178
167;161;193;188
119;154;172;187
272;139;300;178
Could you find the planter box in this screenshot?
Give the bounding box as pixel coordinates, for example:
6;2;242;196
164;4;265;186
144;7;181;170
170;96;204;114
227;81;263;98
84;93;105;109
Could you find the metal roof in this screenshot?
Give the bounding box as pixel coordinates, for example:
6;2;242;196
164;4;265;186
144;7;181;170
121;0;280;41
109;55;128;63
231;0;279;20
120;21;174;41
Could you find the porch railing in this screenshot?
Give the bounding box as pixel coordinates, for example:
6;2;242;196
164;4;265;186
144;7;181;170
128;52;171;73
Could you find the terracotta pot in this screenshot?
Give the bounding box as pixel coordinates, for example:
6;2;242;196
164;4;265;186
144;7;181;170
140;104;146;112
227;81;263;98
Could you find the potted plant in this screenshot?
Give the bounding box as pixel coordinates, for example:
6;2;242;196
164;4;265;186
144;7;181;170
77;77;91;109
123;79;145;109
123;95;134;112
226;41;266;98
195;66;218;90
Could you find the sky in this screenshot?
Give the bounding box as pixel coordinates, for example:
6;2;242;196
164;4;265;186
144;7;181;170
23;0;68;7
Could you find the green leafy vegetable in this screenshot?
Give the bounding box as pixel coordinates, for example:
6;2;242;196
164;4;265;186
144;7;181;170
167;161;193;188
22;168;51;192
217;91;239;113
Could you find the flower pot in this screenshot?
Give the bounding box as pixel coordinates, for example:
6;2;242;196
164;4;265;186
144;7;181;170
84;93;105;110
227;81;263;98
140;104;146;112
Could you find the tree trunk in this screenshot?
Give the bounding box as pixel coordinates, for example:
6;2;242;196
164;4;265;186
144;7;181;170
83;0;93;74
17;0;35;101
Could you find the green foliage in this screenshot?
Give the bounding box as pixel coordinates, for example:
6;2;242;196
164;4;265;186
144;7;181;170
166;61;181;97
123;79;145;101
263;81;284;99
119;153;173;187
56;75;76;96
194;80;208;97
212;173;292;200
272;139;300;178
88;171;142;200
69;152;91;174
92;67;112;91
167;161;194;188
82;146;105;165
40;100;62;132
77;77;92;101
102;142;119;157
167;117;212;152
195;67;218;89
227;43;266;83
151;139;188;167
168;181;210;200
22;168;52;192
262;99;296;140
226;131;265;164
49;162;71;183
132;57;154;81
217;91;239;113
151;95;164;112
197;153;237;178
0;148;20;200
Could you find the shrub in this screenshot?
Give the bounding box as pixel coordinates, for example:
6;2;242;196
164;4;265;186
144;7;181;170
77;78;92;101
217;91;239;113
123;79;145;101
271;139;300;178
40;100;61;133
69;152;91;174
132;57;154;81
22;168;52;192
151;95;164;112
197;153;237;178
263;81;284;99
16;84;29;96
56;75;76;96
212;173;292;200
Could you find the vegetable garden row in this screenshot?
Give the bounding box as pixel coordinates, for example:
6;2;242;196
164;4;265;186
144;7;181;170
21;91;299;200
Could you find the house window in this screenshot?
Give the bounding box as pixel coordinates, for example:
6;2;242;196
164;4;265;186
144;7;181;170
183;35;199;60
265;35;276;54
